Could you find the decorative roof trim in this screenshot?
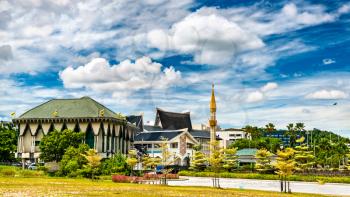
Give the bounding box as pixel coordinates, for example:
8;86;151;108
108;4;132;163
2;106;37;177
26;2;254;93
13;116;127;125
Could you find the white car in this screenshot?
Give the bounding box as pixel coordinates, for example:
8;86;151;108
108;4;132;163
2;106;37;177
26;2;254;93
28;163;37;170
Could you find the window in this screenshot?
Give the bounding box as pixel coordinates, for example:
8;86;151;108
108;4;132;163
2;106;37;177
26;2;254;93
229;134;235;137
170;142;178;149
35;141;40;146
187;143;193;149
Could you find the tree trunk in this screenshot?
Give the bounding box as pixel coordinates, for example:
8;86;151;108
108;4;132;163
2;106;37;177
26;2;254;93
288;181;291;193
280;178;283;192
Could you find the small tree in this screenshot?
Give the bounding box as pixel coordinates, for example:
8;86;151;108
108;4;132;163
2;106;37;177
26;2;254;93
275;148;295;193
40;129;84;162
126;150;138;176
255;148;273;173
58;144;89;177
82;149;102;180
208;140;224;188
159;137;179;185
222;147;238;172
143;156;161;174
294;137;315;172
190;150;207;171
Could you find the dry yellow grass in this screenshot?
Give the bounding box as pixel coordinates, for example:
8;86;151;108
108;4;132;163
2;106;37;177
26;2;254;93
0;177;327;197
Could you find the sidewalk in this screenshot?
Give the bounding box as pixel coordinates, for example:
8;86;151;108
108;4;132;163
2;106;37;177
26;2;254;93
166;176;350;196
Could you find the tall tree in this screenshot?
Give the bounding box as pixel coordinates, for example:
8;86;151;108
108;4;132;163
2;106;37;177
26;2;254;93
265;123;276;137
255;148;273;173
294;137;315;172
275;148;296;193
39;129;84;162
0;124;17;162
243;125;261;139
286;123;298;147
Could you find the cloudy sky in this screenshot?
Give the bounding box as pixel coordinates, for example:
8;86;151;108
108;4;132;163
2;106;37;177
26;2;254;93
1;0;350;137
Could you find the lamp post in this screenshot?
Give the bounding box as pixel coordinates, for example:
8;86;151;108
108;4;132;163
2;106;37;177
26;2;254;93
279;144;284;193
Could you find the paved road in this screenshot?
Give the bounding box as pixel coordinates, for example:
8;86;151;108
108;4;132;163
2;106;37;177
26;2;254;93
167;176;350;196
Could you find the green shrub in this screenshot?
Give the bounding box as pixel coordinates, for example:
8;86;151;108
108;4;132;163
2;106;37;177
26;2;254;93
101;152;130;175
58;144;89;177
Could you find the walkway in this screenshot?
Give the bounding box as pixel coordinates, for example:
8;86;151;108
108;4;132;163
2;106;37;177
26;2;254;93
167;176;350;196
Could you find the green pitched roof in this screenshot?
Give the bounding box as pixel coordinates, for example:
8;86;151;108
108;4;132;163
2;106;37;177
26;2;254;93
236;148;258;156
19;96;118;119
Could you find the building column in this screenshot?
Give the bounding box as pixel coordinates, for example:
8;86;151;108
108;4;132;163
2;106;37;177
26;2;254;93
94;136;98;150
31;136;35;153
104;134;107;153
109;135;112;153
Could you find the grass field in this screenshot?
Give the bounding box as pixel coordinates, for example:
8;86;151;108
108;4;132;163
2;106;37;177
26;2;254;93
0;177;327;197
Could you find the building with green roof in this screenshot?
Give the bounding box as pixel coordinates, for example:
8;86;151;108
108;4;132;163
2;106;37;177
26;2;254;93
13;96;138;162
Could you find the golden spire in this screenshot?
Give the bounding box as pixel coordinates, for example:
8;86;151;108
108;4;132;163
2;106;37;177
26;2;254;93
210;83;216;112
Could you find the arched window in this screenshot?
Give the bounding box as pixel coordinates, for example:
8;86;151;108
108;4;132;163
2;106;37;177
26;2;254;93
48;123;55;133
85;123;94;149
73;122;80;133
61;123;68;131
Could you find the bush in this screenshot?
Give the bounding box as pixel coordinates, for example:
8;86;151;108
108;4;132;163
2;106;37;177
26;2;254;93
143;173;179;180
111;174;143;183
58;144;89;177
0;168;16;177
101;153;130;175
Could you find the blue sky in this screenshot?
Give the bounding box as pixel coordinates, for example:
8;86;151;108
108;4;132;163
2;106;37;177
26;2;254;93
1;0;350;137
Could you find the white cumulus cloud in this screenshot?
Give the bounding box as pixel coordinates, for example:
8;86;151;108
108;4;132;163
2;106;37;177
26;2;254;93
306;90;348;100
261;82;278;92
59;56;181;93
147;10;264;65
246;91;264;103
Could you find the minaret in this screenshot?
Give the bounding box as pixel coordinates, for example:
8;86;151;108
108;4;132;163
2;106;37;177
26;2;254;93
209;84;217;156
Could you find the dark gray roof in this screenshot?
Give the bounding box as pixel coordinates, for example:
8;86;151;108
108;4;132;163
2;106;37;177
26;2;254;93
155;108;192;131
144;125;163;131
127;115;143;131
134;131;183;141
190;130;222;140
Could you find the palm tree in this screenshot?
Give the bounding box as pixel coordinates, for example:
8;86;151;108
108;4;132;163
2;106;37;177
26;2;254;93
286;123;296;147
265;123;276;137
244;125;259;139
